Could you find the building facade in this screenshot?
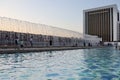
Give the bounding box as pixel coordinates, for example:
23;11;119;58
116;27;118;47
0;17;101;47
83;4;119;42
118;21;120;41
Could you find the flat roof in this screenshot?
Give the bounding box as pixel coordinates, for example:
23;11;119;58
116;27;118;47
83;4;118;12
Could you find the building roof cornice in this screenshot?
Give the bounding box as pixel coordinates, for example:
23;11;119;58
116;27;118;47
83;4;118;12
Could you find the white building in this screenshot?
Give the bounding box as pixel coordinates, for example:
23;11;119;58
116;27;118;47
83;34;102;46
83;4;119;42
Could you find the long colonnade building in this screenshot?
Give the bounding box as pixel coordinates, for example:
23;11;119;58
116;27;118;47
0;17;81;38
0;17;101;47
0;17;81;47
83;4;119;42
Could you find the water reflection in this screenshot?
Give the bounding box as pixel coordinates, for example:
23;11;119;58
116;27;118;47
81;48;120;79
0;48;120;79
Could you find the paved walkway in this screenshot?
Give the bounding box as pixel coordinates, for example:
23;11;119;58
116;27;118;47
0;46;104;54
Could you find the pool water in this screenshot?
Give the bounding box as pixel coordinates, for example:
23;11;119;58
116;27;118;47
0;47;120;80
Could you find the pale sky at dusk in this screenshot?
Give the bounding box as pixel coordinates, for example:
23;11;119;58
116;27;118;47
0;0;120;33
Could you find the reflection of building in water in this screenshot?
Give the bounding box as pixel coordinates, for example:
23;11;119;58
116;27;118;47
0;17;101;47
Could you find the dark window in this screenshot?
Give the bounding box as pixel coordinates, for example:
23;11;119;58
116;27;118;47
111;8;113;41
117;13;119;21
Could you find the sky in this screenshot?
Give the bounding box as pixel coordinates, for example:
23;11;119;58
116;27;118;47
0;0;120;33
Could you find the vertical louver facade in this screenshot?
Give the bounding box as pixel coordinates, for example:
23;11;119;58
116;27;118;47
83;5;119;42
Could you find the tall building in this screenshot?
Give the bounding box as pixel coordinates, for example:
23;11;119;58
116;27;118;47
118;21;120;41
83;4;119;42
